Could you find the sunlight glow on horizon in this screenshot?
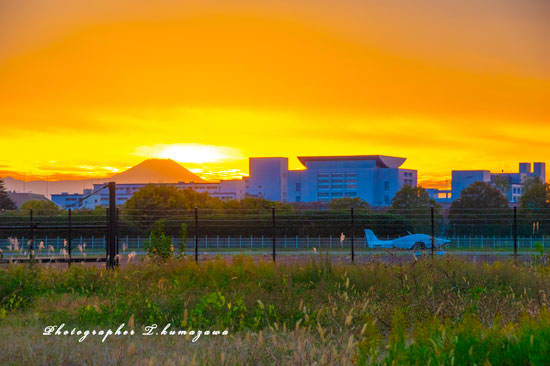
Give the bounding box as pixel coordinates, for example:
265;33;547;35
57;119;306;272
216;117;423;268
134;144;244;165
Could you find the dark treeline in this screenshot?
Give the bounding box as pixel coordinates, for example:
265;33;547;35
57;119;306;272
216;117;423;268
119;209;417;238
1;181;550;239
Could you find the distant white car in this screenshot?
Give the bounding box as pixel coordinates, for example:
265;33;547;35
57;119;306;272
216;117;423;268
364;229;450;250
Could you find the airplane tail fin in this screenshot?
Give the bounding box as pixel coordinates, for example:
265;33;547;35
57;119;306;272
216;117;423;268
364;229;382;248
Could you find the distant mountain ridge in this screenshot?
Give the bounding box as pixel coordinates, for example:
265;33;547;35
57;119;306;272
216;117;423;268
110;159;204;184
2;159;205;198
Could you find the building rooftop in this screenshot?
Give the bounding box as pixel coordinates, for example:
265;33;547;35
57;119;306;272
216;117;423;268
297;155;406;168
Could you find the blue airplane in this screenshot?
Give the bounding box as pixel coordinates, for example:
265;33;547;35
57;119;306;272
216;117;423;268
364;229;450;251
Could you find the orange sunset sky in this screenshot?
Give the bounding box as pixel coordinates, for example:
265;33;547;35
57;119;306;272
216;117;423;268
0;0;549;187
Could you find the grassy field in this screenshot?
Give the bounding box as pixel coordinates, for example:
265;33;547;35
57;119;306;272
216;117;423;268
1;255;549;365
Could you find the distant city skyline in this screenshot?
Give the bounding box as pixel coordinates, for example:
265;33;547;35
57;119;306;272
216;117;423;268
0;155;548;189
0;155;544;195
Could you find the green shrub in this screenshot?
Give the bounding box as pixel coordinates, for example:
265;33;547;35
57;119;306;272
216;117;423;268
144;220;174;259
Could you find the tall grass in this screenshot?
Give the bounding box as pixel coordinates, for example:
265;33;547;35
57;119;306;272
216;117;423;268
0;256;549;365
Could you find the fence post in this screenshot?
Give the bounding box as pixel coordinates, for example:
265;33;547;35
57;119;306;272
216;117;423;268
513;207;518;259
68;208;72;267
107;182;117;269
194;207;198;262
29;209;35;265
431;207;435;258
272;207;276;262
351;207;355;263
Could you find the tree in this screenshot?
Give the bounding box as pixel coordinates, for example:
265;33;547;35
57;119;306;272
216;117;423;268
522;176;543;195
232;197;292;212
327;197;370;210
520;178;549;210
123;185;193;230
449;182;510;235
493;175;510;197
122;185;230;232
20;200;60;215
389;186;440;233
519;179;550;235
144;220;174;260
0;178;16;210
390;186;438;211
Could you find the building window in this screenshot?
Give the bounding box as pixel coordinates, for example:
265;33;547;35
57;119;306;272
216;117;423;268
345;192;357;197
346;173;357;178
318;192;329;198
296;183;301;192
345;179;357;183
332;192;343;197
331;184;343;189
331;173;343;177
318;173;329;178
318;185;329;189
346;184;357;189
296;196;301;202
384;195;390;204
384;181;390;190
317;178;329;184
331;179;344;183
